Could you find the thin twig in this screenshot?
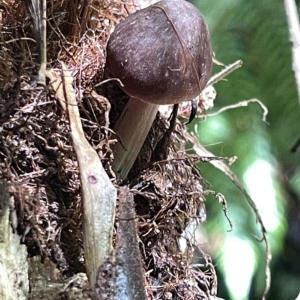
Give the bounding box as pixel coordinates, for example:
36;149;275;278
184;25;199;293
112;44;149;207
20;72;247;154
0;37;36;44
94;77;124;87
204;98;269;124
207;60;243;87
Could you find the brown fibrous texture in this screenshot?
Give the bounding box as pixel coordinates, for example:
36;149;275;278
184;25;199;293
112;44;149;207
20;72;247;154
0;0;216;299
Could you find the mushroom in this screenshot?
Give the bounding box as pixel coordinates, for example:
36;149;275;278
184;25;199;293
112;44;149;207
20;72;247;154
107;0;212;180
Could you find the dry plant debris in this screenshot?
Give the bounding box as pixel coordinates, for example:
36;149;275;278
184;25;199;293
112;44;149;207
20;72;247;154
0;0;240;299
132;152;215;299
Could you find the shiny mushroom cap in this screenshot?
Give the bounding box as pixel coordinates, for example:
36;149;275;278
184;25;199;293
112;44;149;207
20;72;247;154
106;0;212;105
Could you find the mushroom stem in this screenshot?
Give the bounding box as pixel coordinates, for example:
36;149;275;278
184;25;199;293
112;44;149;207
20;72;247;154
112;98;159;180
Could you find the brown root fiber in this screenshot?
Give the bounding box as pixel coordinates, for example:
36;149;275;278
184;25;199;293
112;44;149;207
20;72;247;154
0;0;217;299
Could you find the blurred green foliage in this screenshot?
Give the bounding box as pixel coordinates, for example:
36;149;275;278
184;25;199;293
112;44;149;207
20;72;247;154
189;0;300;299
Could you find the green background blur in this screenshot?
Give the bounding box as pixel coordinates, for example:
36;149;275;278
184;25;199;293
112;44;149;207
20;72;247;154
190;0;300;299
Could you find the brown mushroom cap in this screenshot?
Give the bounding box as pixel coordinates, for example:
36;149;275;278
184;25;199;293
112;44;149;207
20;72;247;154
106;0;212;105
